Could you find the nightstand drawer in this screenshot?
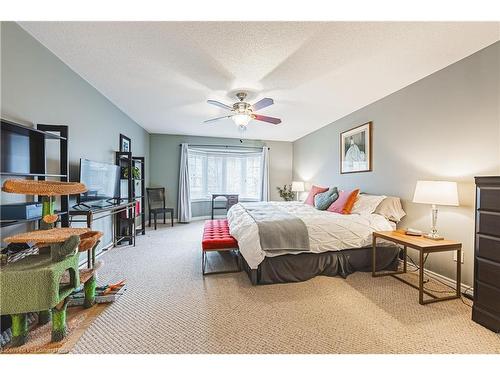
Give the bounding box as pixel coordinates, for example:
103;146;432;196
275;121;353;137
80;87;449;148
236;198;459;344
475;281;500;314
479;188;500;211
477;235;500;263
476;258;500;289
478;212;500;237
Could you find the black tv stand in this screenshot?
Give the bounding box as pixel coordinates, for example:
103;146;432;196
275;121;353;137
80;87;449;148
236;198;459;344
69;200;137;265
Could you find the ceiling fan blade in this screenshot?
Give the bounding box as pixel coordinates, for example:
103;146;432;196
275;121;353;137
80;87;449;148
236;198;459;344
251;97;274;111
207;99;233;111
203;115;232;124
252;114;282;125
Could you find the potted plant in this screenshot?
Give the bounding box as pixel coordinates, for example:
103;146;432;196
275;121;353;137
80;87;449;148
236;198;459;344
276;184;295;201
121;166;141;180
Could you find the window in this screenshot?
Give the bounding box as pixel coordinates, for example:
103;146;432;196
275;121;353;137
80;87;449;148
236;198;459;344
188;148;263;201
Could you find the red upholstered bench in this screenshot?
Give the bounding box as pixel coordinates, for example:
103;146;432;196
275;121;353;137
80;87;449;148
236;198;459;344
202;219;241;275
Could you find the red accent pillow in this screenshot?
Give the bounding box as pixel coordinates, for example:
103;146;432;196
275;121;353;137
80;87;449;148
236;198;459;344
304;185;329;205
327;189;360;214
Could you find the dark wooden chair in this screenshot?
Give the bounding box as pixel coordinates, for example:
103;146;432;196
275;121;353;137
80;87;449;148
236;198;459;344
146;187;174;229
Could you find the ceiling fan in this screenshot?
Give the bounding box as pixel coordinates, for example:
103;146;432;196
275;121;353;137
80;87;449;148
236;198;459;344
204;92;282;129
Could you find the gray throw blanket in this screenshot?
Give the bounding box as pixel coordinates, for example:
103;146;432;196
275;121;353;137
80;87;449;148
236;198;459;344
241;202;310;252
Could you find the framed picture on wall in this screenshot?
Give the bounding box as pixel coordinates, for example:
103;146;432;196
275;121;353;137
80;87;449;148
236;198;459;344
119;133;131;153
340;122;372;174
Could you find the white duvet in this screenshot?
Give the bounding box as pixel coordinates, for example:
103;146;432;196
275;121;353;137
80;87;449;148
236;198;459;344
227;201;395;269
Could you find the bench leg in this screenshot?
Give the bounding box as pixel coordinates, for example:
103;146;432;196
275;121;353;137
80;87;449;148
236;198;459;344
202;249;241;275
171;211;174;227
11;313;28;347
84;275;97;308
154;212;157;230
38;310;51;325
51;297;69;342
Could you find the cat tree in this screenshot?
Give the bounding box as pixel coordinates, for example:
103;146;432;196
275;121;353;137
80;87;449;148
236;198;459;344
1;179;102;346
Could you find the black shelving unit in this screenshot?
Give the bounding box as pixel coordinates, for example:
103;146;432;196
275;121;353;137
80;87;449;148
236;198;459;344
132;156;146;235
115;152;145;242
0;119;69;229
115;151;133;245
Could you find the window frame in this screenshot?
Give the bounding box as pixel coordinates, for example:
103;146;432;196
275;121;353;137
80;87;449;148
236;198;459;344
188;148;263;202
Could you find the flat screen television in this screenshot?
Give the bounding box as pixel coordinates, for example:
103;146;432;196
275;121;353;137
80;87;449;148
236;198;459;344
1;119;45;175
78;159;120;204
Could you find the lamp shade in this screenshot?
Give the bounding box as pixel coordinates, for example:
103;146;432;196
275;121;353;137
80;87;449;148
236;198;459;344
413;180;459;206
232;114;251;127
291;181;305;192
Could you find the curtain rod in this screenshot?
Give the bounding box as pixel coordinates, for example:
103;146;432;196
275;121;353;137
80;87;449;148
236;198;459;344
179;144;269;150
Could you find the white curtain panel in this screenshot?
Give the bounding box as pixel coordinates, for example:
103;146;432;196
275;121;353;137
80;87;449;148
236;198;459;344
178;143;192;223
261;146;270;202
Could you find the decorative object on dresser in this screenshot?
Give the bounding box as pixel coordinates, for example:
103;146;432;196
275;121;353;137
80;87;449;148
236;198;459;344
473;176;500;332
412;180;459;240
146;187;174;229
372;230;462;305
340;121;372;174
291;181;305;201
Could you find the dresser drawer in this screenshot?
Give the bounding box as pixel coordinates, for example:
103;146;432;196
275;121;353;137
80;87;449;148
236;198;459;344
476;258;500;288
477;235;500;263
478;188;500;211
475;281;500;315
478;212;500;237
473;306;500;332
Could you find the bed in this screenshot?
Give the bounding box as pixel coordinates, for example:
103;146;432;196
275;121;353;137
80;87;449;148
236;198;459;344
227;201;401;285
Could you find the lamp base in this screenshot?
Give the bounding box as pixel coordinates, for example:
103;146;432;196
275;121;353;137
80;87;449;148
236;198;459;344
424;233;444;241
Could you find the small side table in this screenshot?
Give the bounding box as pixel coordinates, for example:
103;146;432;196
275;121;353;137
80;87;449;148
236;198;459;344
372;230;462;305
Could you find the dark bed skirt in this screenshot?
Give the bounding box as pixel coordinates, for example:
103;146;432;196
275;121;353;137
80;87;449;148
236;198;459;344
241;246;400;285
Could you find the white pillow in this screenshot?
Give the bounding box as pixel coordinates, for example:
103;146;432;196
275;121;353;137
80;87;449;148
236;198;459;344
351;194;386;215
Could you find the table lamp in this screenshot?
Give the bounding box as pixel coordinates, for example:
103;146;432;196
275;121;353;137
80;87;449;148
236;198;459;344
291;181;305;201
412;180;459;240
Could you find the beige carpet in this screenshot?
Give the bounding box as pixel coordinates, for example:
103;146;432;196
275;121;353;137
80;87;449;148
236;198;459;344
71;221;500;354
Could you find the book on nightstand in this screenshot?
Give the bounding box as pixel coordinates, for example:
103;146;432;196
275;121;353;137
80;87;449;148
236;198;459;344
405;228;424;236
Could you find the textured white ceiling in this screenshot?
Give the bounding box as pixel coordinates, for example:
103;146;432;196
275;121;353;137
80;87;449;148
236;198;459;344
19;22;499;141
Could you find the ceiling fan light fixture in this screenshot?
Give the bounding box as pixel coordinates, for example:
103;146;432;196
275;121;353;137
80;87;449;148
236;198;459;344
232;114;251;127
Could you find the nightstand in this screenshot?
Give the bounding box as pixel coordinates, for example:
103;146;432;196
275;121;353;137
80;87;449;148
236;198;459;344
372;230;462;305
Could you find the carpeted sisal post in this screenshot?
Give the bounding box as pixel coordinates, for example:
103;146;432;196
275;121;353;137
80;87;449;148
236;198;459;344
51;298;69;342
83;276;97;308
11;313;28;347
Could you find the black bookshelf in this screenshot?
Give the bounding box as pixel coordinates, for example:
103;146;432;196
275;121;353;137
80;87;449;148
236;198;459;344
115;152;145;242
0;120;70;228
132;156;146;235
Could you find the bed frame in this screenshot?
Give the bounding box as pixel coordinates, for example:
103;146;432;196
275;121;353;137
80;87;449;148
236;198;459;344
240;245;400;285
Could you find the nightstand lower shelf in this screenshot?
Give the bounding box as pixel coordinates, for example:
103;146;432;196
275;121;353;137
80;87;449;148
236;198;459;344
372;230;462;305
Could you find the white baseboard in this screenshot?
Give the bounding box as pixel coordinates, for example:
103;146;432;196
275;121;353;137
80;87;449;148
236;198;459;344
398;259;474;298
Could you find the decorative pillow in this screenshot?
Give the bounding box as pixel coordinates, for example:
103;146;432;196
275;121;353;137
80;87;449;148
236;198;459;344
327;189;360;214
351;194;387;215
304;185;329;205
374;196;406;222
314;187;339;210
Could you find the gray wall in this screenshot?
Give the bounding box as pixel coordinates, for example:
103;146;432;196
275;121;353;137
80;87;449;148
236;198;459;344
149;134;293;218
293;42;500;287
1;22;150;250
